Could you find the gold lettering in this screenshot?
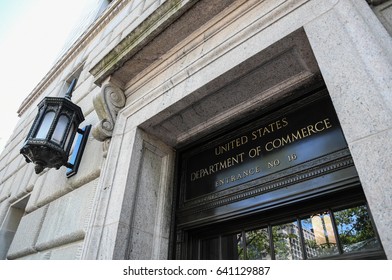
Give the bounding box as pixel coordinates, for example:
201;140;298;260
275;120;282;130
282;117;289;127
191;172;197;181
251;117;289;141
196;117;334;182
324;118;332;129
248;146;262;158
200;168;209;177
301;127;309;138
265;141;273;152
265;125;272;134
264;117;334;152
191;152;245;182
272;138;281;149
281;134;292;146
314;121;325;132
291;130;302;141
214;136;248;156
307;124;317;135
215;166;261;187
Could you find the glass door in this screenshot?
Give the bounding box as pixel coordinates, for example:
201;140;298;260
189;200;386;260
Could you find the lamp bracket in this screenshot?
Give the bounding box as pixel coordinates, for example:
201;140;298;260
66;125;92;177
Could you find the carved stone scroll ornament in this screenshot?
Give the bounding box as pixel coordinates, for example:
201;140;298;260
92;81;126;142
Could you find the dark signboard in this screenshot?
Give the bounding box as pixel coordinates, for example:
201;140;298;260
181;91;348;200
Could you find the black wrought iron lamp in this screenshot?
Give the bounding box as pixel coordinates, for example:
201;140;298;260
20;79;91;177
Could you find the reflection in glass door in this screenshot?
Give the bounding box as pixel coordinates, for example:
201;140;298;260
195;203;384;260
245;228;270;260
301;212;339;258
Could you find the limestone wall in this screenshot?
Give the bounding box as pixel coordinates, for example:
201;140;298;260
0;0;166;260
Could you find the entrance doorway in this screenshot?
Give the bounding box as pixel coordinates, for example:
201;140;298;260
174;88;386;260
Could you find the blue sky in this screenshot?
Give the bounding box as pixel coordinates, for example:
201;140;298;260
0;0;94;152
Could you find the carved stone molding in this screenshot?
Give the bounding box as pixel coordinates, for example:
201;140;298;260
178;149;354;216
92;80;126;142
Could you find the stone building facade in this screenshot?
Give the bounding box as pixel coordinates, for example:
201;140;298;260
0;0;391;260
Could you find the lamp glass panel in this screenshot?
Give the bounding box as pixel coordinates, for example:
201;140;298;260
65;122;75;151
51;115;69;144
35;111;55;139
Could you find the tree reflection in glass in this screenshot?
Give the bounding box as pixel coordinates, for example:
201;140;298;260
272;221;303;260
301;211;339;259
198;204;382;260
334;205;381;253
245;228;271;260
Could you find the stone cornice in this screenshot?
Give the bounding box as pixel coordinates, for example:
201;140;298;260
18;0;383;117
17;0;132;117
89;0;197;86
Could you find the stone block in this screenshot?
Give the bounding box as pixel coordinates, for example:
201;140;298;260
97;128;140;227
35;179;97;251
111;222;132;260
33;166;71;209
0;229;15;259
351;134;392;205
6;205;48;259
25;172;48;213
0;201;10;226
73;75;96;107
94;222;127;259
132;146;162;233
304;1;392;143
143;0;160;13
67;135;103;190
349;128;392;259
49;240;84;260
78;85;101;116
124;135;174;260
0;176;14;201
3;156;23;181
114;2;143;39
87;35;112;70
128;228;154;260
0;168;4;184
102;1;133;38
9;163;35;203
15;250;51;260
0;153;10;178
